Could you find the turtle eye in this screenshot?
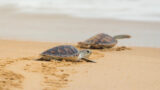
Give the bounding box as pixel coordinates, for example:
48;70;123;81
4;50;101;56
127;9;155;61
87;50;90;53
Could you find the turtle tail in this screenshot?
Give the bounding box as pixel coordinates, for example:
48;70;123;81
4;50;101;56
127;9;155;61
113;35;131;40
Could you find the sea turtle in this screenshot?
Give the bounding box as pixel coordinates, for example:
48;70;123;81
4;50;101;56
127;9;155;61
78;33;131;49
39;45;95;63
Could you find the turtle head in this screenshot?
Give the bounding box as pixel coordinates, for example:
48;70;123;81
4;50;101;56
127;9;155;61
78;49;92;59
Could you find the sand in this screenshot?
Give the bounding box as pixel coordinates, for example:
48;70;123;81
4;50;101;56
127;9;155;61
0;39;160;90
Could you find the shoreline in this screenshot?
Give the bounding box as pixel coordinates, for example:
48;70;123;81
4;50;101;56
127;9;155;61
1;38;160;49
0;9;160;47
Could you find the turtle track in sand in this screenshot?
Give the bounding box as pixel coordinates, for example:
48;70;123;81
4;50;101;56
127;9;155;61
1;50;105;90
5;60;44;90
0;58;25;90
4;57;75;90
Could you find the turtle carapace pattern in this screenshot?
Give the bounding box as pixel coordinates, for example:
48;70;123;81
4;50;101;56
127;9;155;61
78;33;131;49
39;45;95;63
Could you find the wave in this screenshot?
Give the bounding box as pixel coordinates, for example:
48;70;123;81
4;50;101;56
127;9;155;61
0;0;160;21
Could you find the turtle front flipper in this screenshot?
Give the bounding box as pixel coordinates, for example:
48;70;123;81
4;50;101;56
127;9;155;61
82;58;96;63
37;56;51;61
113;35;131;40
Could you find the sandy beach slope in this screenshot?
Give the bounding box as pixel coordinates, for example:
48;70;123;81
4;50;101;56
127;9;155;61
0;39;160;90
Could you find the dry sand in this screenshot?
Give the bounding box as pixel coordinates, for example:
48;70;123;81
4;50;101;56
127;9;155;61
0;39;160;90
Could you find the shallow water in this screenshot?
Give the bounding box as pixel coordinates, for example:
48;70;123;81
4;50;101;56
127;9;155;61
0;7;159;48
0;20;160;48
0;0;160;21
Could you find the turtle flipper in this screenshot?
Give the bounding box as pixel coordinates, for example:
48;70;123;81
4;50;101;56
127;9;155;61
82;58;96;63
113;35;131;40
37;57;51;61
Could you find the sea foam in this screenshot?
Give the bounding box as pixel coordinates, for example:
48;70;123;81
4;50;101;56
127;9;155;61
0;0;160;21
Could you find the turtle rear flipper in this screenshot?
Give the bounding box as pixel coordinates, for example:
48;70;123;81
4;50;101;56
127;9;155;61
113;35;131;39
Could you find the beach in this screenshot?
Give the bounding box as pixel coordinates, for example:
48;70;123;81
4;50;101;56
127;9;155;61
0;39;160;90
0;6;160;90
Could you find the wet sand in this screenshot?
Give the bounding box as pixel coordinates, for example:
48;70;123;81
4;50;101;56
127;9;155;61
0;39;160;90
0;7;160;47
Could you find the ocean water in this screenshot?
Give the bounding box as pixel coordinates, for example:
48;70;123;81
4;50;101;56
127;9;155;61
0;0;160;21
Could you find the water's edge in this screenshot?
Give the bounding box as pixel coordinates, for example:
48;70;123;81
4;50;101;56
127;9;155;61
0;7;160;48
0;0;160;21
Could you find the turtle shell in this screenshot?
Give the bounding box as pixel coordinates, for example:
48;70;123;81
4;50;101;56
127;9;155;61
79;33;117;49
41;45;79;60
